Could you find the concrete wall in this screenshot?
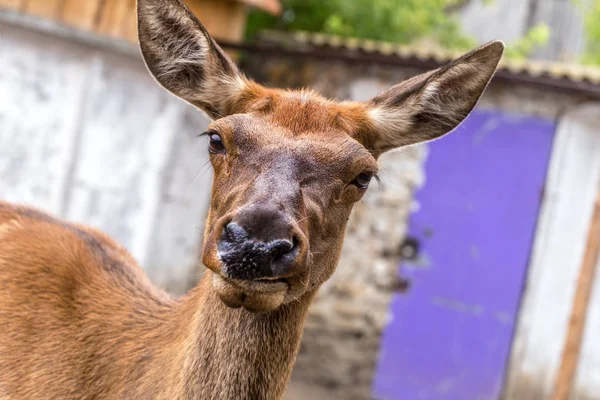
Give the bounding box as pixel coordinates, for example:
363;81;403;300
0;21;213;294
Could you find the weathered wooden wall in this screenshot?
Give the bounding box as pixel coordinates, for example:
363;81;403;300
0;0;138;41
504;104;600;400
459;0;591;62
0;0;248;43
0;21;213;293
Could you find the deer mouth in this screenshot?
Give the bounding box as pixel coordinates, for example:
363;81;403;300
231;276;289;292
211;273;289;313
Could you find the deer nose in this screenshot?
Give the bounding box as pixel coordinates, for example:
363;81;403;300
218;222;300;281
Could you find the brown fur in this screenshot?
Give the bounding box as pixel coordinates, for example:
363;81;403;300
0;201;310;399
0;0;505;398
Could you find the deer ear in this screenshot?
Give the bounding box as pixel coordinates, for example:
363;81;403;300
362;41;505;154
137;0;247;119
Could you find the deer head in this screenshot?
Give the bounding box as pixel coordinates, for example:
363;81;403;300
138;0;504;313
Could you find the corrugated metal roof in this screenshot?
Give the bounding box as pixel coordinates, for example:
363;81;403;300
268;31;600;86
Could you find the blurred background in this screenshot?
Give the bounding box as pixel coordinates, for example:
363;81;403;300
1;0;600;399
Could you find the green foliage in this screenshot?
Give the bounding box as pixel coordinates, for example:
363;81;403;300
246;0;476;50
504;23;551;60
577;0;600;65
246;0;549;60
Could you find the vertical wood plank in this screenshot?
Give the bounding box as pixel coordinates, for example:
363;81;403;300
504;105;600;400
186;0;246;43
0;0;25;10
570;105;600;400
122;0;138;43
24;0;62;19
573;247;600;399
97;0;128;38
60;0;102;31
529;0;587;62
185;0;245;60
552;192;600;399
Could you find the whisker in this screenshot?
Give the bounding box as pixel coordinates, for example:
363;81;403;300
236;202;255;214
189;160;211;184
196;167;214;182
378;167;393;182
292;215;311;225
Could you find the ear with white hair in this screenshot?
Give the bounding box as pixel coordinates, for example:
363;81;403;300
137;0;248;119
361;41;505;155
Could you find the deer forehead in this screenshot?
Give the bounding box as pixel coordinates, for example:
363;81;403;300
210;108;377;177
225;85;372;134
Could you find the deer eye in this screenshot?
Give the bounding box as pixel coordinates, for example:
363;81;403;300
208;132;225;154
352;172;374;190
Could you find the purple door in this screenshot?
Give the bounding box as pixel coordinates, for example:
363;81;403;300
373;110;555;400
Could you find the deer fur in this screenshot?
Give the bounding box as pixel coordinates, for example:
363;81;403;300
0;0;504;398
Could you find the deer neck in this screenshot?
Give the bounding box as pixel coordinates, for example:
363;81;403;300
172;273;314;399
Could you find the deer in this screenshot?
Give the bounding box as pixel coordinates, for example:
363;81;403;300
0;0;504;398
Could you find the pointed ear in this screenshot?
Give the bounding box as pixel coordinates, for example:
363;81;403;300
137;0;248;119
361;41;505;155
